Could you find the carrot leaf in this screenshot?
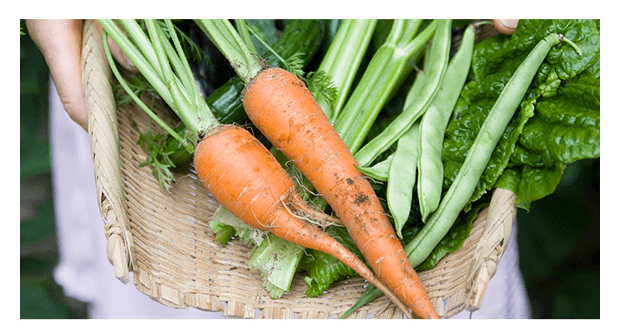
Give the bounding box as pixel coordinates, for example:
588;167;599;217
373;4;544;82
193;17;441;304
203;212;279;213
133;120;177;191
245;22;305;78
306;71;338;112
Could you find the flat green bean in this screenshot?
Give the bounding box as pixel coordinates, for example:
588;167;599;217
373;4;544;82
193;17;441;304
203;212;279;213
403;70;426;111
417;25;475;222
353;19;452;167
404;32;564;267
387;120;421;238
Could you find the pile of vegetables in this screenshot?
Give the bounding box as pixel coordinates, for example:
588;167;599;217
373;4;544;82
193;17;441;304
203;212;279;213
100;19;599;318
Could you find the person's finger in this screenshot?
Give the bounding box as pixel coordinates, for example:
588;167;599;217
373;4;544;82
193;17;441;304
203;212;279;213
493;19;519;35
93;21;139;73
108;36;139;73
26;19;88;131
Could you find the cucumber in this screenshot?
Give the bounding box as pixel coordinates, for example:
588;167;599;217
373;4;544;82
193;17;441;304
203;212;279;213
206;79;247;125
169;19;327;165
166;123;194;165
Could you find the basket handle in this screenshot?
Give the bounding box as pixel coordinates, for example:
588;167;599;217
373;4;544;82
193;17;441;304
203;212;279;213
465;188;517;311
81;19;134;283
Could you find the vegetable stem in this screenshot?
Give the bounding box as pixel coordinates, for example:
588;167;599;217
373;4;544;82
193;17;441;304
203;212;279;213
194;19;264;84
560;34;583;55
99;19;172;106
315;19;378;123
234;19;258;56
99;19;220;137
102;30;185;144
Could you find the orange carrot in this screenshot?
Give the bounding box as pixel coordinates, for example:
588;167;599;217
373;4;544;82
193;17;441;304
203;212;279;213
193;124;414;318
242;67;439;319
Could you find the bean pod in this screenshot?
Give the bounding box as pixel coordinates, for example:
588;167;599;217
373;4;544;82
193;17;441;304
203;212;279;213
353;19;452;167
417;24;475;222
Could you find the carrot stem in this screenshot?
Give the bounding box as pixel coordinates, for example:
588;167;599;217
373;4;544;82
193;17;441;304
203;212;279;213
101;29;185;145
194;19;264;84
234;19;259;56
99;20;172;106
99;19;219;138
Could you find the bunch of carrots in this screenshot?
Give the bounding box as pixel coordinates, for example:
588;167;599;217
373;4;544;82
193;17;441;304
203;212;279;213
98;19;583;319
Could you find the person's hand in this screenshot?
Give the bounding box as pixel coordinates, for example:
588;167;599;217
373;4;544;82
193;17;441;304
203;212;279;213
493;19;519;35
26;20;137;131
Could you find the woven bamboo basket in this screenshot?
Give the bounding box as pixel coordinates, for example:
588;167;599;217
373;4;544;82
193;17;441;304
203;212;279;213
80;19;518;319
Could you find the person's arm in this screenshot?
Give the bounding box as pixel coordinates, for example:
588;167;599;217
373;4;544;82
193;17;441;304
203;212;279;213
26;19;137;131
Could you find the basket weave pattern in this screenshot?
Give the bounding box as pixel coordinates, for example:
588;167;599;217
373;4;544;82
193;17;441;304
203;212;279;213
80;20;517;319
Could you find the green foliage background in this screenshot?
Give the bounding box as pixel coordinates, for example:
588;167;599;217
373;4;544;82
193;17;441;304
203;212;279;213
19;20;598;319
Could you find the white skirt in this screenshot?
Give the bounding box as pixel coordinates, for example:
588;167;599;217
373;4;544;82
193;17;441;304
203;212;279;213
49;78;531;319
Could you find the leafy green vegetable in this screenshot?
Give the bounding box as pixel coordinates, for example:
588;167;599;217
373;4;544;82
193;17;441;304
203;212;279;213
134;120;178;191
442;19;600;211
209;220;237;246
518;77;600;166
209;205;266;247
297;226;363;297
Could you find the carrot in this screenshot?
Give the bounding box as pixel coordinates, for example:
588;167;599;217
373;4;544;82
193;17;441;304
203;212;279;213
242;67;439;319
193;124;413;318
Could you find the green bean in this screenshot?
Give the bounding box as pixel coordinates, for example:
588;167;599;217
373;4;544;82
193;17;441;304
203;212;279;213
403;32;565;267
387;120;421;238
356;153;394;182
403;70;426;111
356;66;425;182
353;19;452;167
417;25;475;222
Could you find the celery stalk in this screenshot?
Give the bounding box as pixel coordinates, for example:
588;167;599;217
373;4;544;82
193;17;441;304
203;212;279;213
315;19;377;123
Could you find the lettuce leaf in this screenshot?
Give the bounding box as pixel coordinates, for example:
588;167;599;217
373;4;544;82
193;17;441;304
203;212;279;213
297;226;362;297
518;77;600;166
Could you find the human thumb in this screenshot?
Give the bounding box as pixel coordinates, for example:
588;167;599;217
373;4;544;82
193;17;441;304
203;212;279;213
94;21;139;73
494;19;519;35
